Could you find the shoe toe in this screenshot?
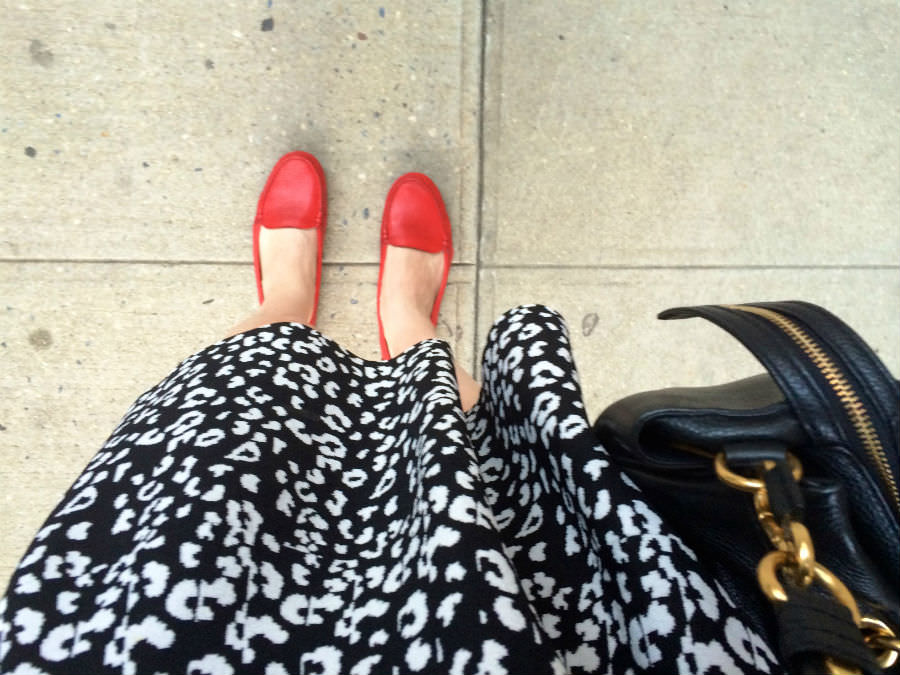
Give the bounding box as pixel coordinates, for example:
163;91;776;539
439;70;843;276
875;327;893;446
383;174;450;253
257;153;324;230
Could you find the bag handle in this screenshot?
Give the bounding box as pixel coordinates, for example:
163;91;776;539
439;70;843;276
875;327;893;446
659;301;900;524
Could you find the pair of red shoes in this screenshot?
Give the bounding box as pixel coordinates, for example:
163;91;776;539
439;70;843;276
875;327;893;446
252;151;453;360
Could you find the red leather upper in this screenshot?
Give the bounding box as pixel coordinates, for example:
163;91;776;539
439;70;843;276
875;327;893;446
376;171;454;359
381;173;451;253
255;153;324;230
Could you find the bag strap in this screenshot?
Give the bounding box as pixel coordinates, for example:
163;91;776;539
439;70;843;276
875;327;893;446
658;301;900;522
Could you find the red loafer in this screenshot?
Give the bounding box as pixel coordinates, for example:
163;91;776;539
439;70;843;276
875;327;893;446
377;172;454;359
252;151;326;326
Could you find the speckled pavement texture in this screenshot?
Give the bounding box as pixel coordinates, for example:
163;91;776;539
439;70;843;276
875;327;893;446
1;0;898;592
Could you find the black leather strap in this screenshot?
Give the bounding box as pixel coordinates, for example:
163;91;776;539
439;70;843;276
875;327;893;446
723;441;788;468
764;462;805;524
775;585;881;675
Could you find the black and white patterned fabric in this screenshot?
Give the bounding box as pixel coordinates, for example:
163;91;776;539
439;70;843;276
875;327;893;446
0;305;778;674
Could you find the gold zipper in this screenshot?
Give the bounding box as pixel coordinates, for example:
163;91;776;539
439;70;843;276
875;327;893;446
727;304;900;516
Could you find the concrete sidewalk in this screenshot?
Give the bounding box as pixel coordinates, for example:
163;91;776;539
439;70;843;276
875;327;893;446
1;1;898;589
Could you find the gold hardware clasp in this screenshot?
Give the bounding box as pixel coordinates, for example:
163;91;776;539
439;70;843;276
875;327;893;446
860;616;900;670
715;448;899;672
757;551;861;626
714;452;802;493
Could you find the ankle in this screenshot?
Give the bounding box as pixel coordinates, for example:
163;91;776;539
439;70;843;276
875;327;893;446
384;313;437;355
260;289;314;325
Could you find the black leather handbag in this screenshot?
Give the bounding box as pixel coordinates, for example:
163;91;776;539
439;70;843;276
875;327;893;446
593;301;899;675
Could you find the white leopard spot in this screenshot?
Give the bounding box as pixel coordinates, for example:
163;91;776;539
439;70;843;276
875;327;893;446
165;580;196;621
528;542;546;562
260;562;284;600
566;645;600;671
96;587;122;607
180;542;202;568
13;607;45;643
55;591;79;615
436;593;462;627
34;523;61;542
428;485;449;512
405;638;432;672
450;648;472;675
628;601;674;668
475;549;517;593
187;653;234;675
126;614;175;649
207;464;233;478
552;586;572;611
454;470;474;490
593;488;611;519
225;441;260;462
448;495;477;523
583;457;609;481
280;594;308;625
349;654;382;675
324;490;348;517
204;578;237;609
230;420;250;436
428;525;460;549
541;613;562;639
136;479;163;501
57;487;97;516
515;503;543;538
201;484;225;502
41;555;63;581
493;596;526;631
476;639;509;675
65;522;91;541
39;624;77;661
15;574;41;594
724;616;758;666
152;454;175;477
136;429;165;445
369;629;389;647
688;571;720;621
558;413;588;439
575;618;600;641
300;646;342;674
565;524;581;555
397;590;428;638
19;545;47;569
142;561;170;597
240;474;260;493
641;570;671;599
323;404;352;431
165;578;235;622
444;562;466;582
194;428;225;448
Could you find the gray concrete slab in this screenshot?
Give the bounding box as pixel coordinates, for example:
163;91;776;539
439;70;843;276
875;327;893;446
2;0;899;613
482;1;900;266
0;261;475;592
1;0;481;264
476;267;900;419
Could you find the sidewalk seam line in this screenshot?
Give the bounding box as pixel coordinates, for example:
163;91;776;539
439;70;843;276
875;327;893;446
471;0;488;372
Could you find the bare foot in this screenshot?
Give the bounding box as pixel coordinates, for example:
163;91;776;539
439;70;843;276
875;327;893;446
378;245;444;356
378;245;481;409
258;226;318;323
224;226;317;337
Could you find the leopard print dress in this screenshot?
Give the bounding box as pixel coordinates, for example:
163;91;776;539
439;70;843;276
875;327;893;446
0;305;778;674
